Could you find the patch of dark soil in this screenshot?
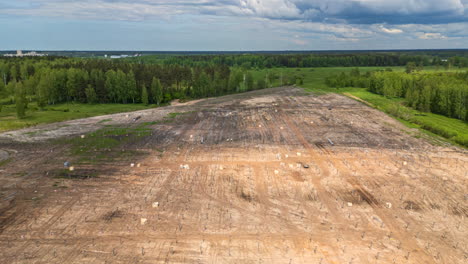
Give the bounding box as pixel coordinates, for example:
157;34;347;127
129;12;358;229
103;210;125;222
451;206;467;217
51;169;99;180
403;200;422;211
342;188;380;206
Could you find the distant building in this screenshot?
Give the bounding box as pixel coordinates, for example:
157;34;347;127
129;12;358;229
109;54;141;59
3;50;48;57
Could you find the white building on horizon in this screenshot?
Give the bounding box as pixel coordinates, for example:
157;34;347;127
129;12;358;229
4;50;48;57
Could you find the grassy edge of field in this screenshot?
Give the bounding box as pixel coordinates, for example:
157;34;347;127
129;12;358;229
290;67;468;149
340;91;467;148
0;102;159;133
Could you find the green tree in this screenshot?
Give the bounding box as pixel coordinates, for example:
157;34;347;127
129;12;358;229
245;72;254;91
15;81;27;118
126;71;138;103
105;70;118;103
85;84;98;104
256;78;266;90
141;84;149;105
150;77;163;105
405;62;417;74
36;73;50;108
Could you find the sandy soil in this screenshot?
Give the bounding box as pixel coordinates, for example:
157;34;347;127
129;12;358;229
0;87;466;264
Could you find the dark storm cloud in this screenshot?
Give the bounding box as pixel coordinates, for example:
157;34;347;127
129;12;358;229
3;1;467;24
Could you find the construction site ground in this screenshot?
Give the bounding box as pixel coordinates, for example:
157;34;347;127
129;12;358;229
0;87;466;263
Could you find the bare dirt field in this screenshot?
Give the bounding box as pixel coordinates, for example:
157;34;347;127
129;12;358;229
0;87;466;263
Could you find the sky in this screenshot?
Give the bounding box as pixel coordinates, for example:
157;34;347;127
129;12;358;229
1;0;468;51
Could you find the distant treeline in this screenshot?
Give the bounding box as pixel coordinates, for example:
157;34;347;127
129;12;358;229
0;57;285;118
124;53;468;69
326;68;468;122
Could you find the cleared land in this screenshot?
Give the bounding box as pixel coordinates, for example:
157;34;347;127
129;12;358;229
0;87;466;263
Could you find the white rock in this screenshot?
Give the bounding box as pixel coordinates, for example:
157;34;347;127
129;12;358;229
274;170;279;175
80;135;85;139
140;218;147;225
386;202;392;209
403;161;408;166
258;125;262;128
152;202;159;208
347;202;353;207
297;152;302;157
69;166;74;171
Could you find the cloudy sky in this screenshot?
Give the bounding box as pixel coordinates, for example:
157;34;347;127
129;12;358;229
1;0;468;50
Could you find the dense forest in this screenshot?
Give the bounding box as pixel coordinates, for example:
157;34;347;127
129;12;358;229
124;53;468;69
0;57;293;118
326;68;467;122
1;53;467;122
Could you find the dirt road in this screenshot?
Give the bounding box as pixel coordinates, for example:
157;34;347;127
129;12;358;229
0;87;466;263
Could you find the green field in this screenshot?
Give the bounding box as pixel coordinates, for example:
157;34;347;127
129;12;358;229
0;102;155;132
249;67;467;147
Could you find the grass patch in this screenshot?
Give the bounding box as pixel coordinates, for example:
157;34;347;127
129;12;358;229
58;124;152;164
0;103;154;132
0;158;11;167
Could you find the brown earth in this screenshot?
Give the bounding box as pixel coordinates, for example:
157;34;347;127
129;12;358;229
0;87;466;263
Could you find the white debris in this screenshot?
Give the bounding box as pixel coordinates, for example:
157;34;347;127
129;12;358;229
285;154;289;158
442;177;448;181
297;152;302;157
310;121;314;124
69;166;74;172
190;135;193;139
258;125;262;128
289;164;294;168
386;202;392;209
347;202;353;207
403;161;407;166
219;165;224;170
140;218;147;225
126;114;129;118
130;163;135;168
152;202;159;208
137;163;141;168
180;164;190;170
80;135;85;139
274;170;279;175
280;126;284;130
